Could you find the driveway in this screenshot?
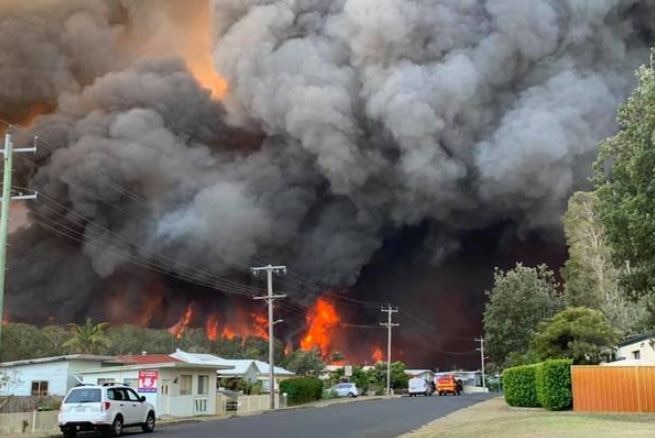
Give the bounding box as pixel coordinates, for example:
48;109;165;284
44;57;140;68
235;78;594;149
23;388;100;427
151;394;494;438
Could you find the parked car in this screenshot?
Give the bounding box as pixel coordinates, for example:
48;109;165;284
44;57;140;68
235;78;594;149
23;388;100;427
328;382;359;398
436;375;460;396
58;384;156;437
408;377;434;397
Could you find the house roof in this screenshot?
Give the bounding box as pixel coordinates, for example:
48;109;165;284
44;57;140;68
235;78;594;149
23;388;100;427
170;350;294;377
617;333;655;348
405;369;434;376
108;355;183;365
81;362;227;374
0;355;113;368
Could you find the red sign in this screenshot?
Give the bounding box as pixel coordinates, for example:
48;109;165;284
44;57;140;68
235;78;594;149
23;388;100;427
138;370;158;393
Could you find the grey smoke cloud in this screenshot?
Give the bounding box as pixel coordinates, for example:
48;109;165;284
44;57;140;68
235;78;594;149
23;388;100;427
2;0;655;320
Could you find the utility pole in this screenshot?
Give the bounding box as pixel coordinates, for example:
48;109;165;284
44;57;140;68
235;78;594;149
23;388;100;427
0;131;37;353
380;305;399;397
251;265;286;410
475;336;486;390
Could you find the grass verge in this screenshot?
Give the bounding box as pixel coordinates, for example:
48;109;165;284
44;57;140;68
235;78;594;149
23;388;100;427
402;396;655;438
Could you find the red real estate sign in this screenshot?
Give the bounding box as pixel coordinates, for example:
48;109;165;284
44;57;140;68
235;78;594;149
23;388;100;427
138;370;158;393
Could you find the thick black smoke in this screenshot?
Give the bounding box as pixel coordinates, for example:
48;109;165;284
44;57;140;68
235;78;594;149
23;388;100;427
2;0;655;327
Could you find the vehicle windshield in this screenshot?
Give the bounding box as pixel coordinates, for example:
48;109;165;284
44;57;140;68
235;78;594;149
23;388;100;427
64;388;101;404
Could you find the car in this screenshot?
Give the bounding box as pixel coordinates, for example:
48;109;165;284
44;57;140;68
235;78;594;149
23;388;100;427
436;375;460;396
58;384;156;437
408;377;434;397
328;382;359;398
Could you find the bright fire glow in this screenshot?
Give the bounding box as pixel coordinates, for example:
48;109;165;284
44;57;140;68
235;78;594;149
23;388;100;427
203;311;269;342
205;314;220;341
300;297;341;357
168;304;194;339
372;346;384;363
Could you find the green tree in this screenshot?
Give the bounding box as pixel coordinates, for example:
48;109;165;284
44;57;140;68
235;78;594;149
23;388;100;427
483;263;561;367
63;319;111;354
284;349;325;376
106;325;172;355
41;325;71;356
368;361;408;391
531;307;619;365
562;191;647;333
595;54;655;313
0;323;48;361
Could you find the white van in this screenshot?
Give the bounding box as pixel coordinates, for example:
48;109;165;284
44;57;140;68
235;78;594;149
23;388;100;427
408;377;433;397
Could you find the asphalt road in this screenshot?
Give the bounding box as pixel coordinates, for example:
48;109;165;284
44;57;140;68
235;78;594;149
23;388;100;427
146;394;492;438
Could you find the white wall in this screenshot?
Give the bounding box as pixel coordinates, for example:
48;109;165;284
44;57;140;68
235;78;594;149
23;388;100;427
617;339;655;362
0;359;108;397
1;361;70;396
81;367;216;418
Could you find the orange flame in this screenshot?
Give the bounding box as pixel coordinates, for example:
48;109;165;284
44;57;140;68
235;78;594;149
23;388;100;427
300;297;341;357
372;346;384;363
168;304;194;339
221;326;237;341
254;313;269;341
205;314;220;341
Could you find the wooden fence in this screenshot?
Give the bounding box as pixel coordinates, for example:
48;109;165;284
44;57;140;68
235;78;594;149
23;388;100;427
0;410;59;435
572;365;655;413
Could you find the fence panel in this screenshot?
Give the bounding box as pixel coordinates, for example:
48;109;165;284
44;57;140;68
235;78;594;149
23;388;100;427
572;365;655;413
0;411;59;434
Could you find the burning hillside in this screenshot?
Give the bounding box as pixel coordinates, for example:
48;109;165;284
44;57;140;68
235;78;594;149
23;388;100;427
2;0;655;366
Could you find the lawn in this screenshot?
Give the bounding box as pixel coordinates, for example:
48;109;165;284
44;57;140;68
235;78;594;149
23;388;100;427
402;397;655;438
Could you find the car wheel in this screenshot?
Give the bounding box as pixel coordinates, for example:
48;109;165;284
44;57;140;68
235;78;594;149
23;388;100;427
111;415;123;437
62;429;77;438
348;392;355;398
142;412;155;433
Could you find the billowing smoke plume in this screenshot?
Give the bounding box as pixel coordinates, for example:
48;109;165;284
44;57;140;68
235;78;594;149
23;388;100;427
2;0;655;323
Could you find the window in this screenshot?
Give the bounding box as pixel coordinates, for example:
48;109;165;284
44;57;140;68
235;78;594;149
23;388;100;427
126;388;142;402
633;350;641;360
180;375;192;395
65;388;100;403
197;375;209;395
97;378;115;386
31;381;48;396
123;378;138;388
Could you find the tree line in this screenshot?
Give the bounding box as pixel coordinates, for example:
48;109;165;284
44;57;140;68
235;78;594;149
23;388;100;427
484;52;655;370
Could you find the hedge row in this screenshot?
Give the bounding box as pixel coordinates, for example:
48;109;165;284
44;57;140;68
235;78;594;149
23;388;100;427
279;377;323;405
536;359;572;410
503;364;540;407
503;359;572;410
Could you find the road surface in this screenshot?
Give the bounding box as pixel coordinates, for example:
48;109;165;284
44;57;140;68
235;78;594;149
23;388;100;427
149;394;493;438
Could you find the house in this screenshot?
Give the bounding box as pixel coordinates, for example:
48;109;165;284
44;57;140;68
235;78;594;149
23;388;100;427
0;355;112;397
405;369;435;382
170;350;295;391
79;354;233;417
612;333;655;364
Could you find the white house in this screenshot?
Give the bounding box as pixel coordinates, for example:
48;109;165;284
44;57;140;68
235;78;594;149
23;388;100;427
79;354;233;417
0;355;112;397
170;350;295;391
405;369;435;381
613;334;655;364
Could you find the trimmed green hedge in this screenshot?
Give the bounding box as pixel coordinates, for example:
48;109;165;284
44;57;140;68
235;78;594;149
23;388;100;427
536;359;572;410
503;364;540;407
279;377;323;405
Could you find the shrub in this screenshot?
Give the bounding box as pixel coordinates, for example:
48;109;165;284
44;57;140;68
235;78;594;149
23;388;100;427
503;364;540;407
535;359;572;410
279;377;323;405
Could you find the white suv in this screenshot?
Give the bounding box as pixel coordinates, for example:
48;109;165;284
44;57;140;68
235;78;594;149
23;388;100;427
58;384;156;437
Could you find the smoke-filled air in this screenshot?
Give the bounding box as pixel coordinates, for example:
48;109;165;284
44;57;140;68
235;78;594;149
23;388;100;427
2;0;654;365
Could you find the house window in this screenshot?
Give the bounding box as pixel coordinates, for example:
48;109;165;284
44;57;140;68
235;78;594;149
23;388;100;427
31;381;48;396
97;378;115;386
197;375;209;395
180;375;192;395
123;378;138;388
632;350;641;360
